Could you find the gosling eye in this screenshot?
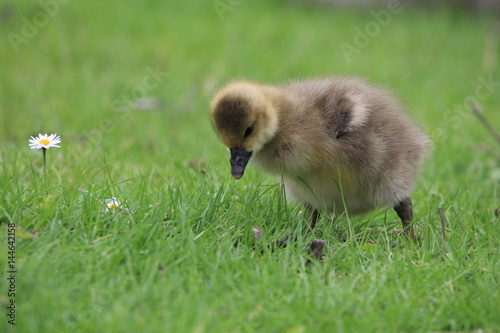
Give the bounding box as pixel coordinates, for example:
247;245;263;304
243;125;254;138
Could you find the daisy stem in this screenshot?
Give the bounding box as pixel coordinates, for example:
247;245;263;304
42;147;47;169
42;148;47;193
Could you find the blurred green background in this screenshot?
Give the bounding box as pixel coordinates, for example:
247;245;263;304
1;0;499;332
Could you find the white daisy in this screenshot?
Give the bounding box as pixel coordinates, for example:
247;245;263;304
29;133;62;150
105;197;121;211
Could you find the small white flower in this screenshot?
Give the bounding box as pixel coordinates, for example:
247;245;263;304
29;133;62;150
105;197;121;211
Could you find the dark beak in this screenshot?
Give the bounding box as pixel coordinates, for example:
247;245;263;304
230;147;252;179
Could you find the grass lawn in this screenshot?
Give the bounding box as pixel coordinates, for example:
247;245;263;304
1;0;499;332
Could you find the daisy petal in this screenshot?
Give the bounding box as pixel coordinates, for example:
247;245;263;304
28;133;62;150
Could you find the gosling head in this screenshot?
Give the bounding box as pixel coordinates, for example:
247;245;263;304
210;81;279;179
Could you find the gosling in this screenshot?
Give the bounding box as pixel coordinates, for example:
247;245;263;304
210;78;429;240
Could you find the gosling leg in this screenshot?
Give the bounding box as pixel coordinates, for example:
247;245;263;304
306;205;320;231
394;197;416;241
272;206;318;250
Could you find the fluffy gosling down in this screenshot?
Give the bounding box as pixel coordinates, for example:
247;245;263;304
210;78;429;240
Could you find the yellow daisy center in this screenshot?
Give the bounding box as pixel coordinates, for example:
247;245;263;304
108;204;117;209
40;139;50;145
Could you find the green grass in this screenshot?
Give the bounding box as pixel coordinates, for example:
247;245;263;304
1;0;499;332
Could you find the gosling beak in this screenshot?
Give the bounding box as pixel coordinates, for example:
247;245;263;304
230;147;252;179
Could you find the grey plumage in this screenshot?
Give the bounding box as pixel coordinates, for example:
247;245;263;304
210;77;429;238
